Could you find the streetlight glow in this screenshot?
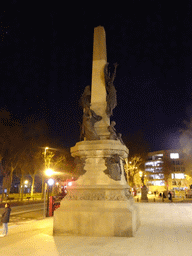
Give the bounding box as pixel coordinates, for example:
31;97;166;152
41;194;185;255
48;178;54;186
45;168;54;176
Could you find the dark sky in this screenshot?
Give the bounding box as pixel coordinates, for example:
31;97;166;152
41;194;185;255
1;1;192;152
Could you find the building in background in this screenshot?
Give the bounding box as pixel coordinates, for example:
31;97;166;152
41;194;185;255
145;150;187;195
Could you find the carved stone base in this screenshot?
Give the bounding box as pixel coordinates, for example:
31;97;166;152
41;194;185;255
53;188;140;237
53;139;140;237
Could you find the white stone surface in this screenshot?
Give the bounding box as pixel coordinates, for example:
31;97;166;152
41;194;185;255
1;203;192;255
70;140;128;186
53;198;139;237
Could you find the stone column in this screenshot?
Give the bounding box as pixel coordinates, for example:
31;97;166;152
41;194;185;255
91;26;110;139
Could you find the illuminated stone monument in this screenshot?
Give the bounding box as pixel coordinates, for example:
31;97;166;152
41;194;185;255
53;26;140;237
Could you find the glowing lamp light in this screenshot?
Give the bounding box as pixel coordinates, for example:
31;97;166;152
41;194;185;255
48;178;54;186
68;181;73;186
45;168;54;176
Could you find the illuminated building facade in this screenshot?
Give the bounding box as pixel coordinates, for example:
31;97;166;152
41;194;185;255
145;150;187;193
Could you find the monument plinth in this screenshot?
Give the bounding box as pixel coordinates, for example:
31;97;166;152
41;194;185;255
53;26;140;237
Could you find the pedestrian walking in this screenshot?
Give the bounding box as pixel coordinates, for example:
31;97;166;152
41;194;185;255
0;203;11;237
168;191;172;202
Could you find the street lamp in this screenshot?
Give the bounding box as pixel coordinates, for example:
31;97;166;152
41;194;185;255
46;178;55;217
45;168;54;177
43;169;56;218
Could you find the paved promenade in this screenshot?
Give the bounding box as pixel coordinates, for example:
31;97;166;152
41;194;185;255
0;203;192;256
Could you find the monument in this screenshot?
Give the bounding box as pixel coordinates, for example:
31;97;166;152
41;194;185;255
53;26;140;237
141;185;148;201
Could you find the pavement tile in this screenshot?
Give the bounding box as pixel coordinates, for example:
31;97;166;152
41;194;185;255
1;203;192;256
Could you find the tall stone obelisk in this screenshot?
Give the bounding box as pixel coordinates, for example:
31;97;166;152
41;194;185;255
53;26;140;237
91;26;110;139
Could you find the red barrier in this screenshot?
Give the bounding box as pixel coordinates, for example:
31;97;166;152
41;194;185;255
49;196;53;216
49;196;60;216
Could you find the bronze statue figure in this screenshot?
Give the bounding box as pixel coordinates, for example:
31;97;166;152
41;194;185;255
81;106;102;140
108;121;118;140
80;85;91;109
104;63;118;117
80;86;102;141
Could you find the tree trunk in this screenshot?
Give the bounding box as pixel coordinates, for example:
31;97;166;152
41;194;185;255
1;180;5;202
7;167;14;196
2;175;10;201
19;174;24;201
31;174;35;197
41;175;45;199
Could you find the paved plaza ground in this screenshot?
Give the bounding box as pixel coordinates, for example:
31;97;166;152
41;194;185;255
0;203;192;256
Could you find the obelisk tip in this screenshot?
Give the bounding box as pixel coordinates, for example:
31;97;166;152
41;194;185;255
93;26;107;61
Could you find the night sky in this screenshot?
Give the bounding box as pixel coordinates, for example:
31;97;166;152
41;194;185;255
1;1;192;153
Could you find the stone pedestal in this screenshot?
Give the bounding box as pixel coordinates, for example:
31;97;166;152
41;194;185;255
53;140;140;237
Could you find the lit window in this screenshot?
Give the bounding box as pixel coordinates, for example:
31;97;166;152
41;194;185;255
175;173;185;179
170;153;179;159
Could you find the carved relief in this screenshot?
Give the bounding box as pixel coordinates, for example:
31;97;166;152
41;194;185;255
64;189;131;201
74;157;86;175
104;155;121;181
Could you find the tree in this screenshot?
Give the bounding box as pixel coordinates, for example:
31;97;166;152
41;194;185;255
15;149;33;201
0;109;25;200
124;156;143;188
22;116;51;198
29;149;44;197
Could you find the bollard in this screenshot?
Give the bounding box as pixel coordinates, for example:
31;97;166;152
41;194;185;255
154;198;155;202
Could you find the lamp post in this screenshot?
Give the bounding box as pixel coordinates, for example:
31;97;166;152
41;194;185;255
43;168;55;218
42;147;54;199
46;178;54;217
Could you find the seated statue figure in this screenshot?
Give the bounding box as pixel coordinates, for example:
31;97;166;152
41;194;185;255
82;106;102;140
